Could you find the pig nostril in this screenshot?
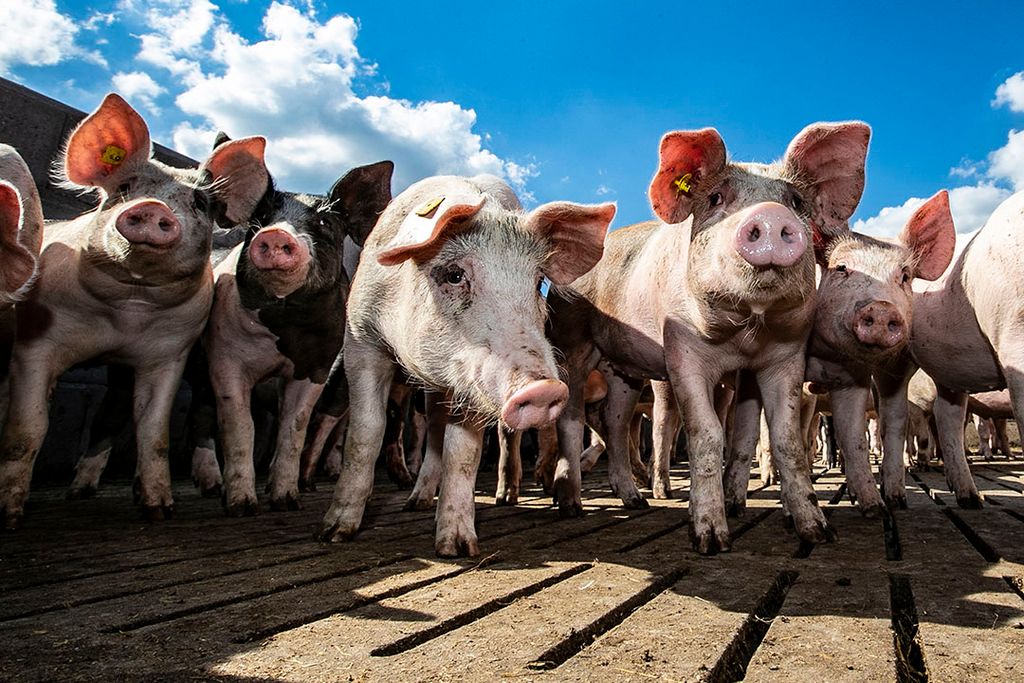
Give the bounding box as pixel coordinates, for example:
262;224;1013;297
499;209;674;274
781;226;795;244
283;244;292;255
888;321;901;333
748;226;761;242
863;317;874;327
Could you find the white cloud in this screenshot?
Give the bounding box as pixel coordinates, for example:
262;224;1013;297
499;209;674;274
0;0;106;73
994;71;1024;113
595;184;613;196
139;2;533;197
857;70;1024;238
112;71;166;113
854;184;1011;237
135;0;218;83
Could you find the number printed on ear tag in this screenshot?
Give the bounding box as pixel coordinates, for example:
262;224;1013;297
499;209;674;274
101;145;127;166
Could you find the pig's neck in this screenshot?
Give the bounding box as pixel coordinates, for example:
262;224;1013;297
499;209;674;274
77;247;210;310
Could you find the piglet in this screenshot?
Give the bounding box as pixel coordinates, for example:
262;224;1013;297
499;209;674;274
0;94;267;528
318;174;614;556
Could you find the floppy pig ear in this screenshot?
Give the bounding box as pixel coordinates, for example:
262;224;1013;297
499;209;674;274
648;128;727;225
202;136;271;225
64;93;151;193
328;160;394;248
0;182;38;302
377;194;486;266
899;190;956;281
783;121;870;238
522;201;615;285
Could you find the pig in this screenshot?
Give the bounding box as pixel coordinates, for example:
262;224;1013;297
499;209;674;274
0;93;268;528
723;191;956;516
547;122;871;554
317;174;614;556
877;192;1024;508
207;159;393;514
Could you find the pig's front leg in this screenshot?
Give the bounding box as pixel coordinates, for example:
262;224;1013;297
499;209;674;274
0;351;59;529
534;423;559;489
650;380;680;499
829;385;884;516
435;417;485;557
299;411;343;492
876;368;913;508
404;392;447;511
758;360;835;545
553;387;586;517
266;378;324;511
495;425;521;506
319;338;395;541
133;360;188;520
213;369;258;516
932;386;983;508
600;372;647;509
723;373;761;516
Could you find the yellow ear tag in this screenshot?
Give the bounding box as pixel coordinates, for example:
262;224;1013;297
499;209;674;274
101;144;127;166
673;173;693;195
414;196;445;218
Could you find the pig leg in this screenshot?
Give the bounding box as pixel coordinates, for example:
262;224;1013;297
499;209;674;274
408;393;427;476
553;350;598;517
435;417;484;557
383;384;415;488
298;411;343;492
404;393;447;511
132;362;187;519
215;373;259;516
932;387;983;508
0;356;60;529
757;412;774;485
975;415;993;460
267;379;324;511
876;369;913;509
495;426;522;506
67;370;133;499
324;415;348;479
628;412;650;488
320;340;396;541
830;386;885;517
650;379;681;499
758;364;835;544
723;379;762;517
600;372;648;509
579;402;605;475
535;423;560;489
994;418;1012;458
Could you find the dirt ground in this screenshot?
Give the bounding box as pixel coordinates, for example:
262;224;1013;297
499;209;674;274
2;451;1023;682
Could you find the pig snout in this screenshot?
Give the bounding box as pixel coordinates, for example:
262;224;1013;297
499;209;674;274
853;301;906;349
501;379;569;430
733;202;807;268
250;228;308;271
115;200;181;248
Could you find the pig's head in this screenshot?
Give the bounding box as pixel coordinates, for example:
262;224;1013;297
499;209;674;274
813;190;955;364
0;181;38;305
377;177;615;430
60;93;268;281
649;122;870;314
237;160;393;300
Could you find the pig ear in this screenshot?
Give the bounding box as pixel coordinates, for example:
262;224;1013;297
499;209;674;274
522;201;615;285
328;160;393;248
783;121;870;235
212;131;232;150
648;128;727;225
0;182;38;301
898;190;956;281
377;194;486;266
63;93;152;193
202;136;271;225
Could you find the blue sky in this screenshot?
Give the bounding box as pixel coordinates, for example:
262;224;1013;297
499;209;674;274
3;0;1024;235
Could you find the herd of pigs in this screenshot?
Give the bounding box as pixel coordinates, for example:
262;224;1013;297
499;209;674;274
0;92;1021;560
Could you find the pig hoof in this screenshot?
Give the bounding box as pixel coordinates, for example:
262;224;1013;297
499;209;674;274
495;491;518;506
620;494;649;510
403;494;434;512
689;525;731;555
652;484;674;500
557;499;584;518
299;477;317;493
66;484;97;501
435;534;479;558
269;493;302;512
224;498;260;517
141;504;174;522
725;501;747;518
860;502;885;519
957;493;983;509
884;493;908;510
317;521;358;543
632;471;651;489
798;518;837;545
199;483;222;499
2;510;23;531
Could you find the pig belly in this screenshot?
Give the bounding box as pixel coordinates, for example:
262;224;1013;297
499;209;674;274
591;324;668;381
911;323;1004;394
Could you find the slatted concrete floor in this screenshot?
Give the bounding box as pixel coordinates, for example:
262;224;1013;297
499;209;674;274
1;458;1023;682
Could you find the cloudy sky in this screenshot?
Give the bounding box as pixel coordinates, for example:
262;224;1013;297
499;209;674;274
2;0;1023;236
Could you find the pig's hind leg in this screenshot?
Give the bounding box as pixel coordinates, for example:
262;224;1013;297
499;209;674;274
266;378;324;511
600;371;648;509
932;386;982;508
495;425;522;506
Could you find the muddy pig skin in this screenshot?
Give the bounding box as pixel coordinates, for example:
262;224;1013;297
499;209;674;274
0;94;268;529
548;122;870;554
207;158;393;515
723;191;956;517
866;191;1024;508
318;174;614;557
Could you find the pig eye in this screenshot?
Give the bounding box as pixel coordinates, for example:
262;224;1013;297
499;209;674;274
790;192;804;211
193;189;209;213
901;270;911;284
445;268;465;285
708;192;724;208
